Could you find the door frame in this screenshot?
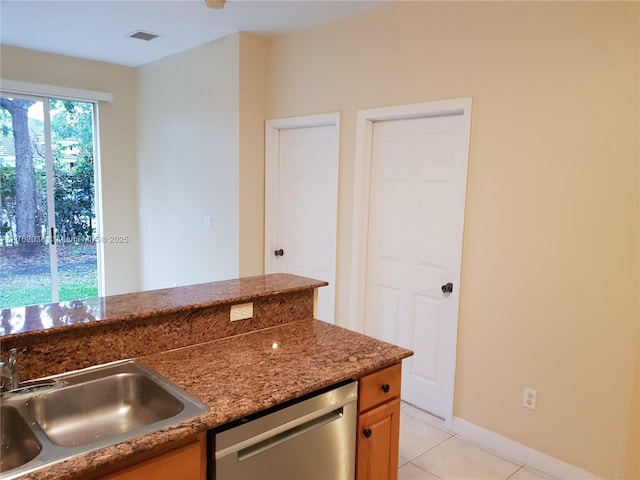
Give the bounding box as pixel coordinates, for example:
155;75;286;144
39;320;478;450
264;111;340;277
348;98;472;426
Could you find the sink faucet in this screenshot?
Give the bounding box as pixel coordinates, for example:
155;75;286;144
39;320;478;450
1;348;19;392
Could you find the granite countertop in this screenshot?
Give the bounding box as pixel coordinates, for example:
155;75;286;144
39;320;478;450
17;319;413;480
0;274;326;338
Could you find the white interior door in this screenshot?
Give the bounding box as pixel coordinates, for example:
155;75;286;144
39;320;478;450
355;100;471;422
265;114;339;323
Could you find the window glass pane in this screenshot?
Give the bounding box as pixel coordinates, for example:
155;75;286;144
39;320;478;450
0;98;54;307
50;99;98;302
0;96;99;308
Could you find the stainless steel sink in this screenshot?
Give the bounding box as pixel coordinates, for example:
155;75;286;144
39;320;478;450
0;360;209;479
0;406;42;473
28;371;185;447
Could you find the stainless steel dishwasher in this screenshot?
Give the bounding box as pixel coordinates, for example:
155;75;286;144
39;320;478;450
212;381;357;480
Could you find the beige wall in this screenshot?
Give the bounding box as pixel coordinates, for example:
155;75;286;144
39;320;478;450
265;2;640;478
0;46;140;295
238;33;268;277
136;34;240;289
630;30;640;476
2;2;638;476
634;342;640;476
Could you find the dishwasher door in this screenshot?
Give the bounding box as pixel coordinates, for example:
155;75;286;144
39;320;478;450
213;381;357;480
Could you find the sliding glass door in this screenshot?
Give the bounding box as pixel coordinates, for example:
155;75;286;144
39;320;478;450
0;95;100;308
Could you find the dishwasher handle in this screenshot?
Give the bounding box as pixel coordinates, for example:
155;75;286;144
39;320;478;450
216;407;344;462
238;408;343;461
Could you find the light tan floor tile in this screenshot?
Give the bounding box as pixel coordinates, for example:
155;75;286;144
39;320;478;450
508;466;555;479
399;412;453;466
399;462;443;480
413;436;521;480
402;403;450;433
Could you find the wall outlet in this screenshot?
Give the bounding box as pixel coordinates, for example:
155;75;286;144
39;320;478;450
523;387;537;410
230;302;253;321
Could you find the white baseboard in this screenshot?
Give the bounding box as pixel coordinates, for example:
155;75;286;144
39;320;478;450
451;417;601;480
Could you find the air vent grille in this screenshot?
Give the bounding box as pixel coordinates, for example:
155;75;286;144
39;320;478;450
129;31;159;41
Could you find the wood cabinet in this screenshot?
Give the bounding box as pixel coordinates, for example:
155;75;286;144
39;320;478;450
96;433;206;480
356;363;402;480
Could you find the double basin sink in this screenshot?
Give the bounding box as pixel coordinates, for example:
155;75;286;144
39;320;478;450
0;360;209;479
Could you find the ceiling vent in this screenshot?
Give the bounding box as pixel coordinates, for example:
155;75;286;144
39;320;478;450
129;31;160;42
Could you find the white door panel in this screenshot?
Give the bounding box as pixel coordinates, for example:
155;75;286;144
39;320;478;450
364;110;469;419
265;116;339;323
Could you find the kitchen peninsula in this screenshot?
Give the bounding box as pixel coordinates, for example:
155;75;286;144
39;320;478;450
0;274;413;479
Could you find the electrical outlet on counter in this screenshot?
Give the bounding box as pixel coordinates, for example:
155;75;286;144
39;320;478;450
230;302;253;321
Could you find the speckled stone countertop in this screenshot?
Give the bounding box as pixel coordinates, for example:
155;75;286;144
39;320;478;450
0;274;326;338
15;319;413;480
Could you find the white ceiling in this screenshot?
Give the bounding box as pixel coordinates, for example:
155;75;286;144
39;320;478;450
0;0;386;67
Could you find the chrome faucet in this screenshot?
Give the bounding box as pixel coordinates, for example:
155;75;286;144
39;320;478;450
1;348;20;392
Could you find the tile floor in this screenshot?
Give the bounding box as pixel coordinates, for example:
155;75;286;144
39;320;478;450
398;402;555;480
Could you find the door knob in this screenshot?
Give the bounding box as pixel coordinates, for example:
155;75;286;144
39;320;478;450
363;429;372;438
274;249;284;257
441;282;453;293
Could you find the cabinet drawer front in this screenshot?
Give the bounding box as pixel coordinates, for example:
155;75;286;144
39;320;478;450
358;363;401;412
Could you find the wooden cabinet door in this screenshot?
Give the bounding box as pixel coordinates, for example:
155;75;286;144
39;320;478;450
356;398;400;480
98;434;206;480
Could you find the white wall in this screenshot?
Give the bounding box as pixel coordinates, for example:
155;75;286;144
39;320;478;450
136;34;240;289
